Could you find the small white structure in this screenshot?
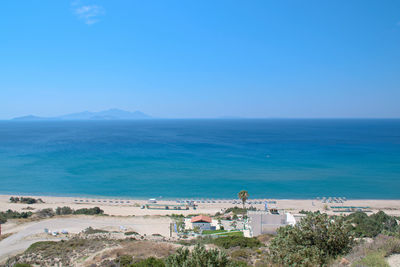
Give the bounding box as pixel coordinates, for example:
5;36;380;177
247;210;296;236
191;215;212;231
148;198;157;203
185;217;221;231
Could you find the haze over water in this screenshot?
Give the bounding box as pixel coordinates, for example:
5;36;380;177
0;119;399;199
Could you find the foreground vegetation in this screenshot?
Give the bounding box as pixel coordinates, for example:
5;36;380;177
268;212;354;266
4;211;400;267
0;206;104;224
344;211;399;237
0;210;33;224
9;197;44;204
340;235;400;267
55;206;104;215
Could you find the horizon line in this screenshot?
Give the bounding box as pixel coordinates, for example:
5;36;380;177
2;117;400;121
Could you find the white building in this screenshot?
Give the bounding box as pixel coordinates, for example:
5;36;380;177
247;211;296;236
190;215;213;231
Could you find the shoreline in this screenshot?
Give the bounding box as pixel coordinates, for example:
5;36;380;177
1;192;400;201
2;194;400;263
1;194;400;217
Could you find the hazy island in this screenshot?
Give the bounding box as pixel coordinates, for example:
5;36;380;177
12;109;151;121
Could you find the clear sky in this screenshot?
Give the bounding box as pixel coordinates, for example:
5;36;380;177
1;0;400;119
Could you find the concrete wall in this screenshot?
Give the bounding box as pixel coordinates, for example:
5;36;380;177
248;212;288;236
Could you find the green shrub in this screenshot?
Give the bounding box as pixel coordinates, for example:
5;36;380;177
0;209;33;224
213;236;261;249
345;211;399;237
26;241;58;253
230;249;250;260
269;212;354;266
56;206;73;215
224;206;255;215
83;227;108;234
36;208;55;218
165;244;230;267
9;197;19;203
370;211;398;233
118;255;133;266
229;261;249;267
10;197;43;204
22;238;109;264
74;207;104;215
353;251;389;267
132;257;165;267
177;236;215;246
54;206;104;216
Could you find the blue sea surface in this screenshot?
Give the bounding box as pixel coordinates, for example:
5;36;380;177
0;119;399;199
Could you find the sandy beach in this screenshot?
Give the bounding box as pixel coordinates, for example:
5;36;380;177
1;194;400;263
1;194;400;217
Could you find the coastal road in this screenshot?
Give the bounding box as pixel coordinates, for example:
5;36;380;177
0;216;172;263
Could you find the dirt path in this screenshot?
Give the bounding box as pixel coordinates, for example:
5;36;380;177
0;216;171;263
387;254;400;267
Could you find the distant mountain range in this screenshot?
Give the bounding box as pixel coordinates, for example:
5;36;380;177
12;109;151;121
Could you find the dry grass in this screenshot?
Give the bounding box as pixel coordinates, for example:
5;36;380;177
257;234;274;244
6;237;116;267
330;235;400;266
86;240;177;266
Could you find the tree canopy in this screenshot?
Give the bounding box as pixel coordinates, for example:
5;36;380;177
238;190;249;208
269;212;354;266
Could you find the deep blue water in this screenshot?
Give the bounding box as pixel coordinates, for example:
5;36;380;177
0;119;399;199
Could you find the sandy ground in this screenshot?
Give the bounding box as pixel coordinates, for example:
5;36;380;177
0;215;172;263
1;194;400;263
1;195;400;216
387;254;400;267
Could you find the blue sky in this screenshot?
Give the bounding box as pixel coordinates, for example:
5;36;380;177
1;0;400;119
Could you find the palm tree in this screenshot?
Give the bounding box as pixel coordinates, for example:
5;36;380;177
238;190;249;209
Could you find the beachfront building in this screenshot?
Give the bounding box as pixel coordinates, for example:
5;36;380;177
190;215;213;231
247;210;296;236
184;215;222;232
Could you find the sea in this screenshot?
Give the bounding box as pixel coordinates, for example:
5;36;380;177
0;119;399;199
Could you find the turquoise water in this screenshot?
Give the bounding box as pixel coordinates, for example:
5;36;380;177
0;119;399;199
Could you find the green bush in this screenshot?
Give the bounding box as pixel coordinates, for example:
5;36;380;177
224;206;256;215
353;251;389;267
0;209;33;224
269;212;354;266
74;207;104;215
213;236;262;249
26;241;58;253
165;244;230;267
10;197;43;204
36;208;55;218
83;227;108;234
118;255;133;267
54;206;104;216
56;206;73;215
230;249;250;260
132;257;165;267
22;238;109;264
177;235;215;246
345;211;399;237
370;211;398;233
9;197;19;203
